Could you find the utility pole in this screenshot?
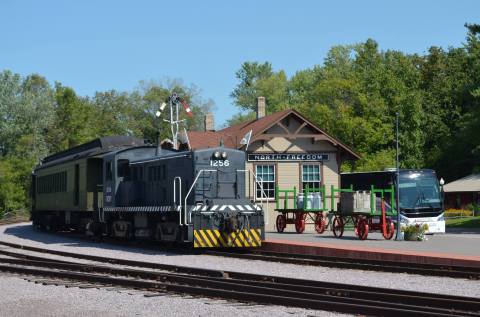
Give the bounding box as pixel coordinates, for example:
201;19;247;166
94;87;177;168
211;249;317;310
395;112;402;240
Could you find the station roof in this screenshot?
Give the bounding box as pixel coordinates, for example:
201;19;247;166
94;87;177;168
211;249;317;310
187;109;361;160
443;174;480;193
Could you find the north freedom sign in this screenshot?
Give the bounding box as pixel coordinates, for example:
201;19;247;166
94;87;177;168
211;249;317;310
247;153;329;162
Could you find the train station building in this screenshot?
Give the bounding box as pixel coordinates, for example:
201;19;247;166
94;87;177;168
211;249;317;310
186;97;360;231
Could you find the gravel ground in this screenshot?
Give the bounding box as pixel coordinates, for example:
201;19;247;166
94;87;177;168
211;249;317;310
0;274;342;317
1;223;479;299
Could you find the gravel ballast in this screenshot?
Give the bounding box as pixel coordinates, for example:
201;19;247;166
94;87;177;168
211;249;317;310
0;275;341;317
1;223;479;299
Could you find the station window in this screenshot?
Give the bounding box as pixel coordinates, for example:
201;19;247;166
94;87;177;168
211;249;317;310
255;165;275;199
302;164;321;189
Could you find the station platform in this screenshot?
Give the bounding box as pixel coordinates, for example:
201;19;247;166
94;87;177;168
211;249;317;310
263;228;480;268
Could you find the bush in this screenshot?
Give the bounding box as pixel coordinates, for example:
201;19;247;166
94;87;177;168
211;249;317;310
445;209;474;217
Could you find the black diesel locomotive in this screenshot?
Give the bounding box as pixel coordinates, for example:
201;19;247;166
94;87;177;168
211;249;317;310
31;136;264;247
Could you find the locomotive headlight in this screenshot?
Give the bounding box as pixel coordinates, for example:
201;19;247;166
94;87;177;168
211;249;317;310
214;151;220;159
221;151;227;159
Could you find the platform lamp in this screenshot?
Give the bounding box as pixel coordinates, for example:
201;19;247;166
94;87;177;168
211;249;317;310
395;112;402;240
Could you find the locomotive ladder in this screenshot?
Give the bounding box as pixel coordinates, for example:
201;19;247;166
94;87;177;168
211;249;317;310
237;169;270;225
182;169;218;226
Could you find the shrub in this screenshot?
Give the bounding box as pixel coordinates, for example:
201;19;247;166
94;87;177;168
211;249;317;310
444;209;474;217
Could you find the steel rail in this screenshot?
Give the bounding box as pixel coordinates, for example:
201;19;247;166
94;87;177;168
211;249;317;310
204;249;480;280
0;240;477;304
0;258;478;317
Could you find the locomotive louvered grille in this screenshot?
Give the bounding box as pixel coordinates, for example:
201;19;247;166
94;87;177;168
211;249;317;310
193;229;262;248
103;206;180;212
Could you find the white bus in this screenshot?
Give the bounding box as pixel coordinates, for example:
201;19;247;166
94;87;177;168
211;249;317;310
341;169;445;234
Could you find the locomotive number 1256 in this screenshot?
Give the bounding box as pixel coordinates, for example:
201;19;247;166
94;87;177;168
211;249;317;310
210;160;230;167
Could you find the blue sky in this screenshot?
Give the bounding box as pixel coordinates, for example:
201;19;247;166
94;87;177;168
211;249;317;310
1;0;478;126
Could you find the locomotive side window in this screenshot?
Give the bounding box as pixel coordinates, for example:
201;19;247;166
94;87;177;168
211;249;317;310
117;159;130;179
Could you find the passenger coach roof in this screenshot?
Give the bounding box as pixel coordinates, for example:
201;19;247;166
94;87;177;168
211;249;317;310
37;136;145;170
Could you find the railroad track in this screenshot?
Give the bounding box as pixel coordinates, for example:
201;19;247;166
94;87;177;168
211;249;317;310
5;224;478;280
204;249;480;280
0;241;478;316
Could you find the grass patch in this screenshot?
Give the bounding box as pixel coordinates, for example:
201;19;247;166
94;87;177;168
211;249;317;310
446;217;480;228
0;210;30;225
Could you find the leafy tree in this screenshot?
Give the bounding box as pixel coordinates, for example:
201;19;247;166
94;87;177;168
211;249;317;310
230;62;275;112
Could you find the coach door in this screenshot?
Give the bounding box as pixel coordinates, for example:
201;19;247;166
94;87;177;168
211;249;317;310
87;158;103;213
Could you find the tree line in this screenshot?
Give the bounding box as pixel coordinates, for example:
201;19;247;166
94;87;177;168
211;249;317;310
230;24;480;180
0;77;214;216
0;24;479;216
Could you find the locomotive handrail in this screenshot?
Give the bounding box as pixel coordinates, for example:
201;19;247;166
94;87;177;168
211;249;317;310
237;169;269;225
183;169;217;226
173;176;182;225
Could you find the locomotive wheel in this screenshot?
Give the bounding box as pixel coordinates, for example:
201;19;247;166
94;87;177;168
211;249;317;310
357;218;369;240
276;214;287;233
314;213;326;234
383;218;395;240
295;213;305;234
332;216;344;238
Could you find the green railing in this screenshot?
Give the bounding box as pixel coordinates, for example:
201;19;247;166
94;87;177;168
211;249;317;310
370;185;397;216
330;184;354;211
275;184;398;216
275;185;297;210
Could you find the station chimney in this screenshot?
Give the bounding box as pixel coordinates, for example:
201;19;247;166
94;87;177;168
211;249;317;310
257;96;266;119
204;113;215;131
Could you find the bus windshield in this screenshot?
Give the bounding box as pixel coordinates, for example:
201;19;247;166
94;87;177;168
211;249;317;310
398;173;441;209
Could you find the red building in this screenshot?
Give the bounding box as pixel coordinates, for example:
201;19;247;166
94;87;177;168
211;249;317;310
443;174;480;209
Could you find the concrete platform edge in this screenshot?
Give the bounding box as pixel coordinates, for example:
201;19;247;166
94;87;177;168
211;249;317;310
262;239;480;268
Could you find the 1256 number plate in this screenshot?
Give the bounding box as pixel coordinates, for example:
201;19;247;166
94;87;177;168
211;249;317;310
210;160;230;167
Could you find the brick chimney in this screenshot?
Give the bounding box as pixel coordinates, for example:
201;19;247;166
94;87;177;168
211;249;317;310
204;113;215;131
257;96;266;119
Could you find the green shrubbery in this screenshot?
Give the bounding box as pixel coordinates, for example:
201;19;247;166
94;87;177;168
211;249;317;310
445;209;475;218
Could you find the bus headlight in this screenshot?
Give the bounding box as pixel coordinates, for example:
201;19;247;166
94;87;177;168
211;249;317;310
221;152;227;159
214;151;220;159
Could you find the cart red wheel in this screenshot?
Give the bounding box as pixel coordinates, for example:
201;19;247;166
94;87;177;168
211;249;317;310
357;218;369;240
295;213;305;234
276;214;286;233
383;218;395;240
314;213;326;234
332;216;344;238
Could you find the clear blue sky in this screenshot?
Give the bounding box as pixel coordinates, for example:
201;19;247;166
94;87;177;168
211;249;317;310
1;0;478;126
